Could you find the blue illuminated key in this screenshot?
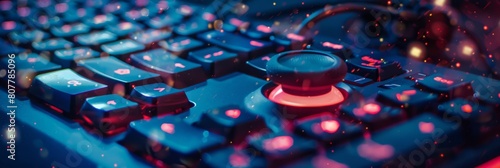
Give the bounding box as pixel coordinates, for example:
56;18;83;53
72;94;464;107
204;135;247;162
346;56;405;81
122;8;155;22
80;94;142;134
129;83;191;116
130;49;207;88
29;69;108;115
377;86;438;115
158;36;204;57
146;14;183;29
76;31;117;46
9;29;49;44
32;38;73;51
0;53;61;90
173;17;210;36
197;31;274;59
195;105;267;143
53;47;100;68
84;14;118;29
50;23;90;38
416;73;474;99
105;22;142;37
131;29;172;45
77;57;161;94
188;47;240;77
121;115;226;163
101;39;144;56
201;148;267;168
62;8;95;23
340;100;405;130
0;20;25;35
243;53;275;79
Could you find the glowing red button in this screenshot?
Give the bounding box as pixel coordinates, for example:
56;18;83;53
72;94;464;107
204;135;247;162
461;104;473;113
363;103;381;114
320;120;340;133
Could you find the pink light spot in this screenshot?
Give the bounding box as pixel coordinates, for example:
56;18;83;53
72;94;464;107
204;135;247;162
61;25;72;32
419;122;434;133
261;56;271;61
161;123;175;134
268;85;344;107
174;63;185;68
38;15;48;24
17;7;31;17
477;156;500;168
263;136;294;151
179;5;193;15
213;51;224;57
107;100;116;105
204;54;211;59
250;40;264;47
119;22;132;30
498;93;500;98
461;104;473;113
114;69;130;75
357;141;394;161
2;21;16;30
225;109;241;119
320;120;340;133
229;153;250;167
256;25;272;33
286;33;305;41
55;3;68;13
154;87;165;92
322;42;343;49
143;55;152;61
402;90;416;95
0;1;12;11
180;39;191;45
202;12;216;22
94;15;107;24
230;18;243;26
312;155;349;168
27;58;37;63
77;8;87;17
433;76;454;85
363;103;381;115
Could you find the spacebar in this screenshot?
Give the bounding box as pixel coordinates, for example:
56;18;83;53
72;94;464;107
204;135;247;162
0;89;151;167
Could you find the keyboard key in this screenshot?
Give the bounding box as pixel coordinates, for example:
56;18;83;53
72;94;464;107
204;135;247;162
8;29;49;45
201;148;267;168
77;57;162;94
376;86;438;115
84;14;118;29
195;105;267;143
241;23;273;40
121;115;226;163
130;29;172;45
62;8;95;23
242;53;275;79
188;47;240;77
53;47;100;68
50;23;90;38
197;31;274;59
294;113;363;145
103;2;129;14
80;94;142;134
105;22;143;37
122;8;154;22
129;83;192;116
130;49;207;88
343;73;374;86
346;56;405;81
222;17;249;33
29;69;108;115
405;72;427;81
101;39;145;56
173;17;210;36
310;36;354;59
437;99;494;142
0;53;61;89
158;36;205;57
340;100;406;130
0;20;25;35
32;38;73;51
76;31;118;46
271;33;310;51
146;14;183;29
248;132;317;167
416;73;474;99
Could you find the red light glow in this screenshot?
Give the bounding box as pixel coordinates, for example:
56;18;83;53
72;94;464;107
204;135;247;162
322;42;343;49
357;141;394;161
419;122;434;133
161;123;175;134
256;25;272;33
433;77;454;85
363;103;381;114
461;104;473;113
225;109;241;119
320;120;340;133
268;85;344;107
2;21;16;30
286;33;305;41
263;136;294;151
229;153;250;167
250;40;264;47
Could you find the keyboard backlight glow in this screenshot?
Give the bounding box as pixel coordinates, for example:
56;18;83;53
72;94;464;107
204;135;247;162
256;25;272;33
2;21;16;30
320;120;340;133
161;123;175;134
433;77;454;85
322;42;343;49
225;109;241;119
263;136;293;151
363;103;381;114
268;85;344;107
461;104;473;113
250;40;264;47
418;122;434;133
286;33;305;41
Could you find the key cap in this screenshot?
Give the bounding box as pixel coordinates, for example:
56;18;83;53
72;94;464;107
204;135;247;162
29;69;108;115
129;83;192;116
62;8;95;23
130;49;207;88
416;73;474;99
0;39;25;55
188;47;240;77
474;87;500;109
50;23;90;38
84;14;118;29
130;29;172;45
197;30;274;59
376;86;438;115
343;73;375;86
173;17;210;36
406;72;427;82
271;33;310;51
340;100;406;130
80;94;142;134
248;132;317;167
122;8;153;22
26;14;64;30
0;20;25;36
195;105;267;143
32;38;73;51
8;29;49;45
77;57;162;94
437;99;494;143
103;1;129;14
101;39;145;56
294;113;363;145
146;13;183;29
121;115;226;164
53;47;100;68
0;53;61;90
158;36;205;57
201;148;267;168
105;22;143;37
242;53;276;79
222;17;249;33
309;37;354;59
346;56;406;81
323;113;462;167
241;23;273;40
76;30;117;46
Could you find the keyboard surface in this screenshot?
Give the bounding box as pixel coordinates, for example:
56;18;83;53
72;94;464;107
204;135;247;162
1;0;500;168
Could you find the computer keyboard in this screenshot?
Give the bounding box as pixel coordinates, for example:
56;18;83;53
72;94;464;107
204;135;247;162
1;0;500;167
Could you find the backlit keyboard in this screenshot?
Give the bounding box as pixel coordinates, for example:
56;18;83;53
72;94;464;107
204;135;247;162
1;0;500;168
